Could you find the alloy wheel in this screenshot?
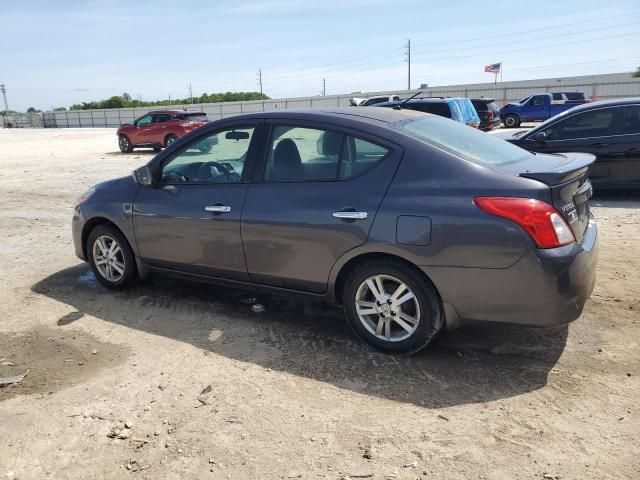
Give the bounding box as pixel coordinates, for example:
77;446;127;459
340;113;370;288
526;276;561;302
92;235;126;282
354;274;420;342
119;136;129;151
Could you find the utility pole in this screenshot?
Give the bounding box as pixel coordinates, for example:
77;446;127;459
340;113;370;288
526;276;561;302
322;78;326;96
404;39;411;91
188;84;193;104
0;84;8;112
256;69;263;98
168;93;171;104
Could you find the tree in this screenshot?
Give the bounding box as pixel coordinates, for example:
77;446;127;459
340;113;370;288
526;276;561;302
53;107;67;111
122;92;132;101
632;67;640;78
27;107;40;113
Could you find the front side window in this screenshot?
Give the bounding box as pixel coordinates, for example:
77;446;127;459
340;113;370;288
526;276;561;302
542;108;618;140
264;125;389;182
160;127;254;184
136;115;152;127
529;95;545;106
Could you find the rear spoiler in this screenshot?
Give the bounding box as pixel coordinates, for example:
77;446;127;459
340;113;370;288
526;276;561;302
519;152;595;186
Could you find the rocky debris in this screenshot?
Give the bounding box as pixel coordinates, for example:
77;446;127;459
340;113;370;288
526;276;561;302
403;460;418;468
125;421;134;429
197;384;214;406
0;371;29;388
124;459;149;472
543;474;562;480
362;449;372;460
1;361;16;366
130;435;149;449
107;424;133;440
437;414;449;422
91;349;99;355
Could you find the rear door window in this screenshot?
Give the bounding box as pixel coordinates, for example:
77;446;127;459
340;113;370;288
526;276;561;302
264;125;389;182
621;105;640;135
154;114;171;123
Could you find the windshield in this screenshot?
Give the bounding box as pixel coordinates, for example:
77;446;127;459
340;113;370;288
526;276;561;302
394;115;532;166
516;95;531;104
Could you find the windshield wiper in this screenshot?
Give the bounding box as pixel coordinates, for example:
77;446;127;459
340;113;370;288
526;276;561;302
393;92;422;110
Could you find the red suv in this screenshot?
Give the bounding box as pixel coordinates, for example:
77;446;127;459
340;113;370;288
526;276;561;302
117;110;209;153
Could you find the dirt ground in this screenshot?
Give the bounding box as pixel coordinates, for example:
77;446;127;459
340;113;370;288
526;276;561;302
0;128;638;480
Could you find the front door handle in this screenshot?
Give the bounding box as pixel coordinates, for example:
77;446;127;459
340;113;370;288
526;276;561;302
333;210;368;220
205;205;231;214
593;143;608;149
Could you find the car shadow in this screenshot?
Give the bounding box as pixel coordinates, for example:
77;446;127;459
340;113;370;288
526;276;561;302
32;265;568;409
104;150;158;157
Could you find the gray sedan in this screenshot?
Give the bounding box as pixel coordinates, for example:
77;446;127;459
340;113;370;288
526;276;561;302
72;107;598;353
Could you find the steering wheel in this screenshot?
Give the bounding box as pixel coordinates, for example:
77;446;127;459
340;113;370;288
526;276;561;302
196;161;233;182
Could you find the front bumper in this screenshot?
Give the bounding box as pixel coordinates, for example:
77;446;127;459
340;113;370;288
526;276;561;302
427;214;598;327
72;206;87;261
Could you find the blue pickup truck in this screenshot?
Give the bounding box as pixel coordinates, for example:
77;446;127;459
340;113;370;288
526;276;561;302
500;92;588;128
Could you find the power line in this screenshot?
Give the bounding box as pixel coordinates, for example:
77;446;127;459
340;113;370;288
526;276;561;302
411;21;640;56
411;10;640;48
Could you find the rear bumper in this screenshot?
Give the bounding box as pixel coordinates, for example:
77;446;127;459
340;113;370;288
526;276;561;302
427;214;598;327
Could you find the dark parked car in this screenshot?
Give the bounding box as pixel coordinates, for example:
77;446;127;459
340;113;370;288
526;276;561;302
73;108;598;353
471;98;501;131
117;110;209;153
375;98;480;127
499;98;640;188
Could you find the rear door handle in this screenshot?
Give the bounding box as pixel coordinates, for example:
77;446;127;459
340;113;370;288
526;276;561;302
205;205;231;213
593;143;608;149
333;210;368;220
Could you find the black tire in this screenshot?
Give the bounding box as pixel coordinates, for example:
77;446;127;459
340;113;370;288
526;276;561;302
153;147;162;152
118;135;133;153
164;134;178;148
503;114;520;128
342;259;443;354
87;224;137;290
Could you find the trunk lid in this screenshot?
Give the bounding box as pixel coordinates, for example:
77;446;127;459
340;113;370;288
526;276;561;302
502;152;595;242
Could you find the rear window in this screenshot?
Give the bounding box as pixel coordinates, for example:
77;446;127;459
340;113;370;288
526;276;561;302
407;102;451;118
177;113;209;122
394;115;531;166
564;92;585;101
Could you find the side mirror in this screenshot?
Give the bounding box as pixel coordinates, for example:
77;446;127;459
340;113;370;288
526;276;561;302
534;132;547;144
133;166;153;186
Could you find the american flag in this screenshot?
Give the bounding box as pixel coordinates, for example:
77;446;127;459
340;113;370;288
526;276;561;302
484;63;501;74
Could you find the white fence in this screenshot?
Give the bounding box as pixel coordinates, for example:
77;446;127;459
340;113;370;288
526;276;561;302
41;72;640;128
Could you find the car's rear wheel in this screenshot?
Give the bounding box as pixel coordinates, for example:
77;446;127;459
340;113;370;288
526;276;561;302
87;225;137;290
503;114;520;128
153;147;162;152
343;259;443;353
165;134;178;147
118;135;133;153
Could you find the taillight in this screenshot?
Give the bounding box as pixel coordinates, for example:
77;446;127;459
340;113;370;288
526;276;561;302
486;111;494;121
474;197;575;248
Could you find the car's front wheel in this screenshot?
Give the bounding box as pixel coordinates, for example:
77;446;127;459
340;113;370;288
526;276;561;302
118;135;133;153
87;225;137;290
343;259;443;353
503;114;520;128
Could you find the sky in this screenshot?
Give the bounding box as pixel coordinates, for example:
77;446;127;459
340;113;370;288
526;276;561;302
1;0;639;111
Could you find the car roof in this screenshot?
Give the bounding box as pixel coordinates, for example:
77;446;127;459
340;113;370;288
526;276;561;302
148;110;206;115
555;97;640;113
220;107;425;124
470;98;496;103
